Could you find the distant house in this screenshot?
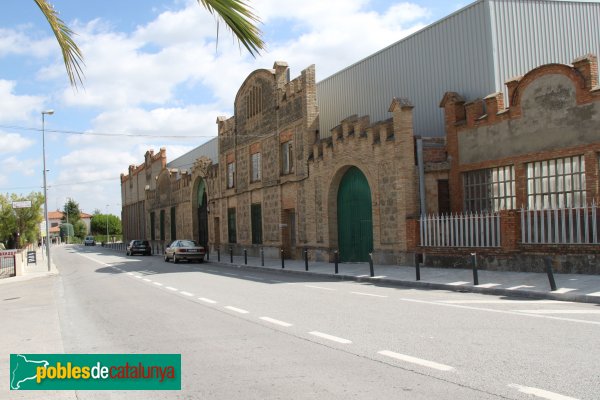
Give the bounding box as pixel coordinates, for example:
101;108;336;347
47;211;92;237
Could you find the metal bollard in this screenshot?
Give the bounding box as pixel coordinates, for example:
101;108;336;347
415;253;421;281
217;247;220;262
471;253;479;286
230;247;233;263
281;249;285;269
544;257;557;291
368;253;374;277
261;248;264;266
334;250;339;274
304;248;309;271
244;249;247;265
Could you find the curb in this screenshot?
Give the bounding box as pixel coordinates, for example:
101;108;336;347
207;261;600;305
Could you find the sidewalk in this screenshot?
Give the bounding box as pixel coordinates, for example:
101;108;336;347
0;247;58;286
204;250;600;304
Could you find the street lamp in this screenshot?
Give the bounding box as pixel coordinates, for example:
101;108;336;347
106;204;109;244
42;110;54;272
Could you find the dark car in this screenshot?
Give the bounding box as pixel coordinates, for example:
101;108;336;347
126;240;151;256
164;240;205;263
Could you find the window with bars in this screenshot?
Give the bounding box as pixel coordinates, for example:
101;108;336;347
227;162;235;189
251;153;261;182
281;141;293;175
526;155;586;209
463;166;515;212
227;208;237;243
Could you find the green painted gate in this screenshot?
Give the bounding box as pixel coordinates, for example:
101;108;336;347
337;167;373;262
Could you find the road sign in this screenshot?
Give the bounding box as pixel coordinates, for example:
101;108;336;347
12;201;31;209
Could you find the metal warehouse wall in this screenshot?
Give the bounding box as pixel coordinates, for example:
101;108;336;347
316;0;600;138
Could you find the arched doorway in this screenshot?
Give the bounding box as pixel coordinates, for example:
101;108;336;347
196;180;209;248
337;167;373;262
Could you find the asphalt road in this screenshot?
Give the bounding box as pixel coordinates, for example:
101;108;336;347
3;245;600;399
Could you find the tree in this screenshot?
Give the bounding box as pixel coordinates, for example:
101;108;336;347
34;0;265;89
74;220;87;239
91;214;122;236
0;193;44;248
62;199;81;225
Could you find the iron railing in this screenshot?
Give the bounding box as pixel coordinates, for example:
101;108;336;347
420;212;501;248
521;203;599;244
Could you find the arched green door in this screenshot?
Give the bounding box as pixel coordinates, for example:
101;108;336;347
337;167;373;262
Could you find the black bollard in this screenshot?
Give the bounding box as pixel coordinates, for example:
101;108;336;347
544;257;557;291
368;253;374;277
261;248;264;266
304;248;309;271
244;249;247;265
471;253;479;286
334;250;339;274
217;247;220;262
206;246;209;261
281;249;285;269
415;253;421;281
230;247;233;263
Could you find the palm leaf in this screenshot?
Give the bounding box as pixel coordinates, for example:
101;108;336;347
34;0;85;89
199;0;265;57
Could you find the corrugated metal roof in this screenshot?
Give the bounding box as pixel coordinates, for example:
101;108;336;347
167;137;218;170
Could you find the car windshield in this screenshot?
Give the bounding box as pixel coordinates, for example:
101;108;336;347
180;240;197;247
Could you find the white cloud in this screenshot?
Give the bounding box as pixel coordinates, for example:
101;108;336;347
2;156;38;176
0;132;35;154
0;80;46;123
0;27;56;59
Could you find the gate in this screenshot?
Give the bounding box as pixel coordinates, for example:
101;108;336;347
0;251;16;279
337;167;373;262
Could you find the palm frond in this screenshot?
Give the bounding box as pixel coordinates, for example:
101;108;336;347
199;0;265;57
34;0;85;89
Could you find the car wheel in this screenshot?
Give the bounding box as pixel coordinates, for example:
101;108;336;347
198;258;204;263
173;255;179;264
126;251;130;256
164;254;169;262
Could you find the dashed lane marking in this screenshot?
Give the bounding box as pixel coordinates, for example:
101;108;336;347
588;291;600;297
508;383;579;400
378;350;454;372
143;279;151;282
507;285;536;290
153;282;163;286
180;291;194;297
350;292;387;298
133;275;142;279
553;288;577;294
305;285;335;291
259;317;293;327
474;283;500;288
439;300;564;305
372;275;387;279
308;331;352;344
225;306;249;314
166;286;178;291
515;309;600;315
198;297;217;304
447;281;470;286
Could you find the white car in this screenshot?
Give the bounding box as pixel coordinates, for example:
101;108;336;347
84;236;96;246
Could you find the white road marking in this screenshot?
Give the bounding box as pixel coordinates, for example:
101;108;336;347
225;306;249;314
356;274;370;278
198;297;217;304
507;285;535;290
166;286;178;291
180;291;194;297
474;283;500;288
143;279;151;282
439;300;564;305
378;350;454;372
448;281;470;286
153;282;163;286
372;275;387;279
553;288;576;294
400;298;600;326
508;383;579;400
515;309;600;315
260;317;293;327
350;292;388;298
309;331;352;344
587;291;600;297
305;285;335;291
127;273;134;276
133;275;142;279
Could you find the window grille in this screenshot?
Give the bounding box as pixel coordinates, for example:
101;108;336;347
463;166;515;212
527;155;586;209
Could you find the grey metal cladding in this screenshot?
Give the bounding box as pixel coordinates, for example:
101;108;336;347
316;0;600;139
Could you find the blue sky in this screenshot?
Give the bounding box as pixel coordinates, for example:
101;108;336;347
0;0;465;216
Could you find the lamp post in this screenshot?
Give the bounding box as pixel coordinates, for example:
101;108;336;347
106;204;109;244
42;110;54;271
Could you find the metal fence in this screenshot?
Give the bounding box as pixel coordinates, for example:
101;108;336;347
420;212;501;248
521;203;599;245
0;252;16;279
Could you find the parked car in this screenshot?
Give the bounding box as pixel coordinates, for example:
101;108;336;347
126;240;152;256
164;240;205;263
84;236;96;246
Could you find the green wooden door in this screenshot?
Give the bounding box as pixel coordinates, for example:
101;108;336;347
337;167;373;262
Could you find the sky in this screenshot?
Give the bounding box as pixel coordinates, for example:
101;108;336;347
0;0;467;217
